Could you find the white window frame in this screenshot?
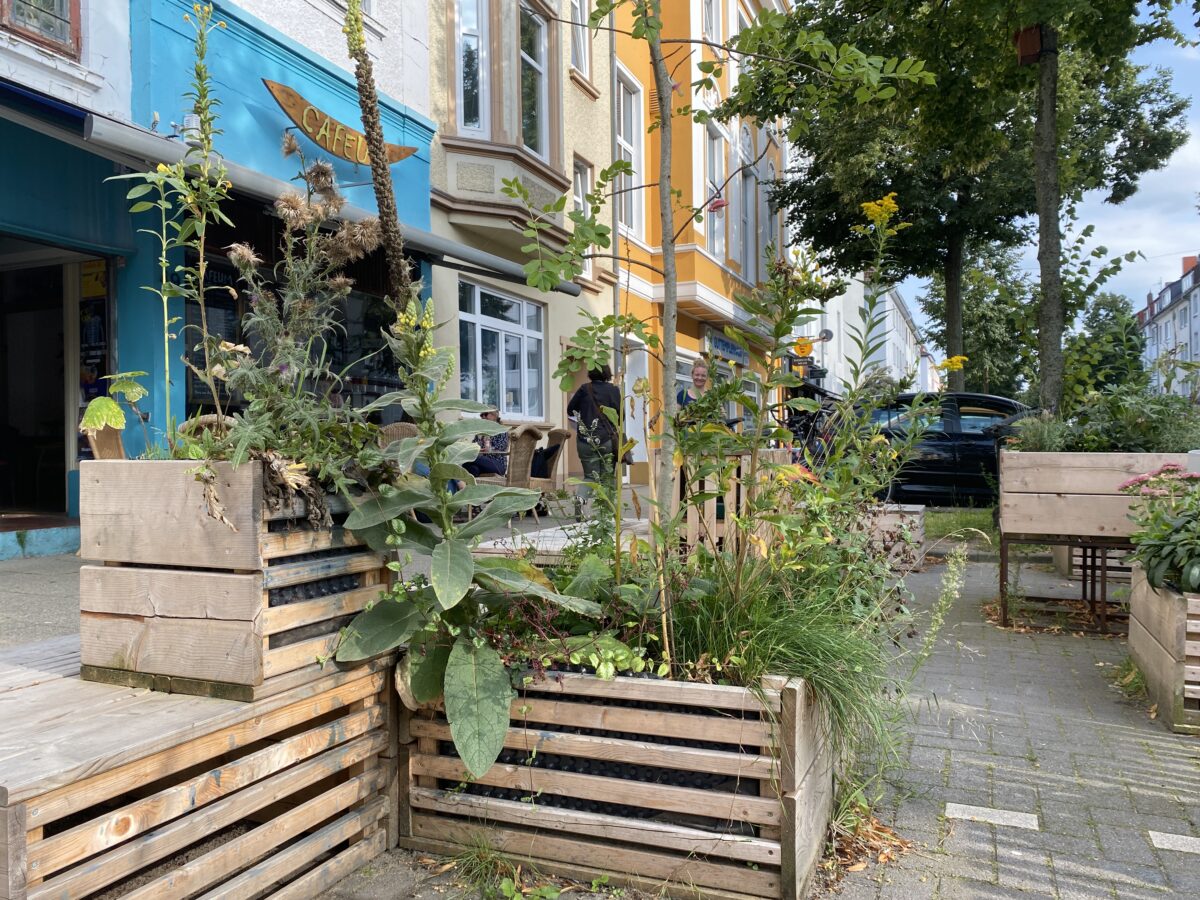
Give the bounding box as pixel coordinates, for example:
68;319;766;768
458;281;546;421
615;65;644;238
705;125;726;260
569;0;590;79
702;0;720;41
455;0;489;135
735;125;755;278
572;159;594;280
519;5;549;160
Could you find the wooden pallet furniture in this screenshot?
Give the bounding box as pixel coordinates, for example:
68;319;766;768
399;672;833;900
0;637;398;900
78;460;390;700
998;451;1189;632
1128;568;1200;735
678;450;792;553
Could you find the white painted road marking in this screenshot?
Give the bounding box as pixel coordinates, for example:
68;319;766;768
945;802;1040;831
1149;831;1200;854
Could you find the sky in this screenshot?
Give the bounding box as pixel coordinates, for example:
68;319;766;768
900;6;1200;336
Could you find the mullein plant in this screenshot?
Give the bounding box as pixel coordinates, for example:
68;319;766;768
335;297;601;779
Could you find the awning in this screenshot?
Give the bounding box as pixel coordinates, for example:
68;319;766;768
82;115;580;297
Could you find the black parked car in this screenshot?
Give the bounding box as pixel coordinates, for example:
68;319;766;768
873;392;1028;506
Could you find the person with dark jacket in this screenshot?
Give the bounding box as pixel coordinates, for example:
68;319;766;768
566;365;622;506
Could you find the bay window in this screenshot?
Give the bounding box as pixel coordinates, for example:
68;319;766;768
459;281;545;419
519;6;548;158
456;0;488;134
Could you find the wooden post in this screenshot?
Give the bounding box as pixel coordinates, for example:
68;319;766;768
0;804;27;900
775;679;833;900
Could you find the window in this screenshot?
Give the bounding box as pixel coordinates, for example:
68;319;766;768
572;160;594;279
456;0;488;134
615;70;643;235
705;126;726;259
569;0;590;78
3;0;79;56
519;6;548;158
765;162;779;250
702;0;720;40
459;281;545;419
957;405;1010;435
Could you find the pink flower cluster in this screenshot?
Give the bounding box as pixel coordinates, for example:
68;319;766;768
1119;463;1200;497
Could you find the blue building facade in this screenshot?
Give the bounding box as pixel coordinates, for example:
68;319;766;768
0;0;434;528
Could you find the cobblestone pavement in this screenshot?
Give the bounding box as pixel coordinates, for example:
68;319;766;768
837;561;1200;900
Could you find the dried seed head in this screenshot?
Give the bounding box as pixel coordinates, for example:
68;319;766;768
274;192;316;231
306;160;335;194
328;274;354;295
226;242;261;270
281;131;301;157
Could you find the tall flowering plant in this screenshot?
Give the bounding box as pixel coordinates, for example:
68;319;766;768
1120;463;1200;591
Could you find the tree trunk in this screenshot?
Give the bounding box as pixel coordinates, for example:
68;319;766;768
1034;25;1064;412
648;26;678;525
944;230;966;392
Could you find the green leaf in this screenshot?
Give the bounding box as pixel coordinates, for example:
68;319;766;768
348;520;392;553
407;635;452;703
455;491;541;539
345;487;437;530
431;539;474;611
80;396;125;433
433;398;494;414
562;554;612;601
383;437;431;473
443;638;514;778
441;419;507;443
335;595;423;662
474;557;601;617
429;462;475;487
443;440;482;466
448;484;526;509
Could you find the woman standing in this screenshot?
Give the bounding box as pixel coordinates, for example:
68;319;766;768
677;359;709;408
566;365;621;515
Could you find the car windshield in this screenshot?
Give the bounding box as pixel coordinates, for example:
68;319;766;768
871;404;945;433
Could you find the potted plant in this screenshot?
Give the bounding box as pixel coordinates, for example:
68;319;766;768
1121;464;1200;734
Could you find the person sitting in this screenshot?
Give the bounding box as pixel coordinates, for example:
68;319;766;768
463;409;508;478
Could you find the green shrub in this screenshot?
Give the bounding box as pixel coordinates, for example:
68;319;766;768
1012;387;1200;453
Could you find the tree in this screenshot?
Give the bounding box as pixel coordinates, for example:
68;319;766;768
1062;292;1147;409
919;246;1034;398
757;2;1187;400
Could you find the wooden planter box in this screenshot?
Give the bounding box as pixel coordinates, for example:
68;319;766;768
1;643;397;900
867;504;925;568
399;672;833;900
1129;568;1200;735
999;451;1188;538
77;460;389;701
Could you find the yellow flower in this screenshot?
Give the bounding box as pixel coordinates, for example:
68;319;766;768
935;355;969;372
156;163;169;174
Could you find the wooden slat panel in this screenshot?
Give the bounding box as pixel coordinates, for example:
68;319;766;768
196;798;387;900
408;719;775;779
1000;452;1189;495
26;733;386;900
410;815;781;897
80;613;263;686
262;492;353;522
519;672;780;714
1186;665;1200;682
1;804;27;900
1188;598;1200;615
1131;572;1187;658
79;460;262;569
265;829;387;900
26;707;383;879
9;667;385;812
258;527;364;560
998;493;1138;538
262;634;340;679
262;552;383;589
513;697;770;746
411;754;780;826
79;566;263;621
263;586;381;635
410;788;780;865
1186;641;1200;658
1184;684;1200;699
119;771;384;900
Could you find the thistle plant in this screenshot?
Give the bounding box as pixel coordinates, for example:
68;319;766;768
335;299;600;778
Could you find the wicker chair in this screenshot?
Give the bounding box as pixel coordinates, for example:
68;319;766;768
177;414;237;440
530;427;571;519
379;421;420;448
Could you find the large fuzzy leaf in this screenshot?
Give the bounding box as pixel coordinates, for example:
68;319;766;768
455;491;541;540
348;520;392;553
80;396;125;433
448;484;525;509
407;635;452;703
382;436;431;473
443;440;482;466
443;638;513;778
335;595;424;662
441;418;507;443
562;554;612;601
431;539;473;611
432;398;493;413
345;486;437;530
474;557;601;617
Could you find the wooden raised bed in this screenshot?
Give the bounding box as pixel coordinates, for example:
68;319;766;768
0;638;398;900
77;460;389;701
999;451;1188;539
399;672;833;900
1128;568;1200;735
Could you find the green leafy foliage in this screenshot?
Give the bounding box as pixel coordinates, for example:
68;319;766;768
1122;465;1200;592
334;593;424;662
1011;387;1200;454
79;396;126;433
444;638;514;778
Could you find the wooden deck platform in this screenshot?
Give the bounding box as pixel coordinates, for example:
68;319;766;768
475;519;649;566
1;636;397;900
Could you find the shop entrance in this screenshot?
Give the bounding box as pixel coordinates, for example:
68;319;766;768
0;236;108;521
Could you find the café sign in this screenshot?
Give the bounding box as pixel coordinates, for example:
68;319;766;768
704;327;750;368
263;79;416;166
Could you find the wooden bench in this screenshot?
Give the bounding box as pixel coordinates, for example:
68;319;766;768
0;637;397;900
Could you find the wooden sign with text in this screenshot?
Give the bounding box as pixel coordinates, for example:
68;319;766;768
263;79;416;166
